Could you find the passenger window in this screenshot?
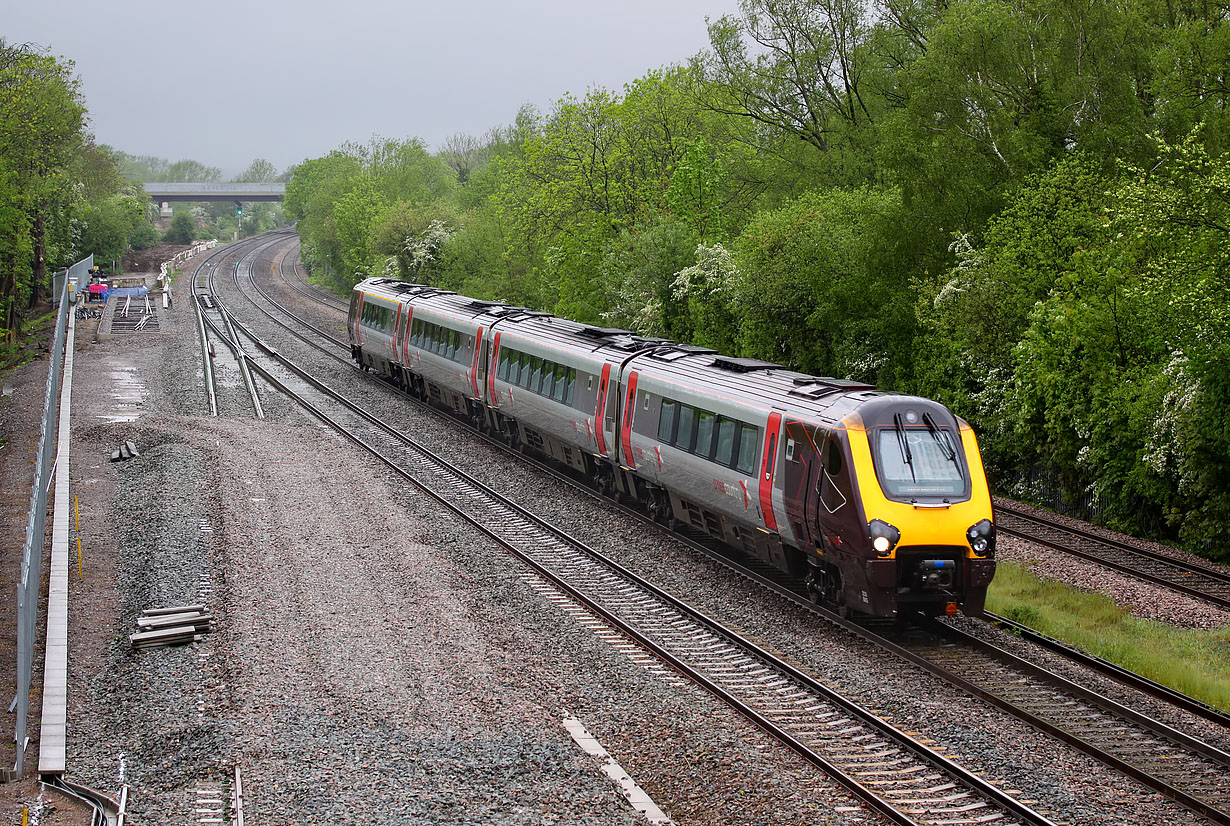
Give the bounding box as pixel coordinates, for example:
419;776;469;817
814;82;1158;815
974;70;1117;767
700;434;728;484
716;418;736;466
541;363;556;398
552;365;568;402
826;439;843;475
528;357;542;391
676;406;696;451
565;368;576;405
659;401;677;443
696;411;716;458
736;424;759;475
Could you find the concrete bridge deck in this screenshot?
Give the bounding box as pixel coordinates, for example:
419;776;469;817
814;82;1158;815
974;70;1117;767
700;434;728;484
144;182;285;202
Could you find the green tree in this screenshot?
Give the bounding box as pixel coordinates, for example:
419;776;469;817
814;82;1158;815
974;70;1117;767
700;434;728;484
0;40;86;340
880;0;1153;232
599;215;699;337
163;211;195;244
238;158;278;182
729;186;918;385
700;0;880;166
78;194;145;263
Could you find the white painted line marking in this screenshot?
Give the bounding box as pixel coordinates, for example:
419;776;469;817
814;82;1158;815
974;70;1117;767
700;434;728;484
563;717;673;825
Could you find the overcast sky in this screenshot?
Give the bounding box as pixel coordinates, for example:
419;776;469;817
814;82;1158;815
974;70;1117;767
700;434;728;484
6;0;741;177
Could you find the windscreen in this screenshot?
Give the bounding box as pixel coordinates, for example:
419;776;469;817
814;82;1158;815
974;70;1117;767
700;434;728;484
874;426;966;498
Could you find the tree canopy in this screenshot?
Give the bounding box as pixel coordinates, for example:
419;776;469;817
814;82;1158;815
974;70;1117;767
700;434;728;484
237;1;1230;558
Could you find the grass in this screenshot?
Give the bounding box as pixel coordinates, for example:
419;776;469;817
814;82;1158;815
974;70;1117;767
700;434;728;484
986;561;1230;712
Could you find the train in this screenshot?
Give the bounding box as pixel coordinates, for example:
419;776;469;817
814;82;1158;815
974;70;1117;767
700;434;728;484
347;277;996;619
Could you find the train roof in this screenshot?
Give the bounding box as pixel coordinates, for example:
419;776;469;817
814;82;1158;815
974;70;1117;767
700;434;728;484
352;277;921;424
632;343;883;425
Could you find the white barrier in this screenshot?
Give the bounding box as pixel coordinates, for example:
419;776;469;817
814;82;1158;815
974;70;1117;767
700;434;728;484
157;240;217;310
159;240;217;279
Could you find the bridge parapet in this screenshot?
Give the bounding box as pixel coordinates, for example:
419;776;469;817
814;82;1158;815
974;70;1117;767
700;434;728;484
144;182;286;202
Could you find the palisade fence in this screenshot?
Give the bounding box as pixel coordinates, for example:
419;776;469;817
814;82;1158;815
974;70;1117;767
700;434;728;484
1013;464;1107;524
51;255;93;305
14;260;81;776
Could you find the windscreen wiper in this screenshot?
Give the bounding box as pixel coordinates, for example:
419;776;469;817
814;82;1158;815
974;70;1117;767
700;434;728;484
893;413;916;482
922;412;957;462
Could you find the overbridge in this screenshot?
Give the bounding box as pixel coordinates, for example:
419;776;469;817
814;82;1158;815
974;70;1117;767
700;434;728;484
144;182;286;203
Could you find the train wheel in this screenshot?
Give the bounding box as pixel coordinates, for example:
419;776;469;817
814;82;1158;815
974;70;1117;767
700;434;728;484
591;467;616;500
647;489;673;526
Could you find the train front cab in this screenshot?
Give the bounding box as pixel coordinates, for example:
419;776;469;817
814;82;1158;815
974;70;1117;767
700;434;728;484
810;398;996;618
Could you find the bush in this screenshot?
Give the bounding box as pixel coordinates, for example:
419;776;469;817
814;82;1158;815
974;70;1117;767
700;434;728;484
129;221;159;250
163;212;194;244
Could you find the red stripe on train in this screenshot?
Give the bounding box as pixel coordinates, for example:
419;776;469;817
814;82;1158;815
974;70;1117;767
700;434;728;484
759;412;781;532
620;372;639;469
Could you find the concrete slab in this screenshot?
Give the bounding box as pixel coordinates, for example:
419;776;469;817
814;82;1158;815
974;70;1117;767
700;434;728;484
39;310;76;775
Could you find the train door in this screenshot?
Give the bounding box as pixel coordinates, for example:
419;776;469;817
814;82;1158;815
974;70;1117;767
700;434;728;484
818;432;860;541
400;306;414;365
758;412;782;532
469;327;485;399
783;419;822;549
599;368;617;461
593;364;613;457
349;293;364;349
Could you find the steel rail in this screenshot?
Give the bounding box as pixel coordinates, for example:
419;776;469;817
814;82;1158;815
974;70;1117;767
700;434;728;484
236;232;1230;823
190;235;287;418
203;282;1059;826
277;244;348;311
983;610;1230;727
995;503;1230;610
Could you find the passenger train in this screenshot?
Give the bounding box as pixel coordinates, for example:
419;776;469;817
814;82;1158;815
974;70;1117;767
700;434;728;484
348;277;996;619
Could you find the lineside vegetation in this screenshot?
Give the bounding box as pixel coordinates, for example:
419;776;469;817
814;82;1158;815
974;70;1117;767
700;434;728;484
988;563;1230;711
287;1;1230;562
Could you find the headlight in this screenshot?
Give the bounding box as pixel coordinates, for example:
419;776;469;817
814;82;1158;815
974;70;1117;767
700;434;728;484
966;519;995;556
867;519;901;557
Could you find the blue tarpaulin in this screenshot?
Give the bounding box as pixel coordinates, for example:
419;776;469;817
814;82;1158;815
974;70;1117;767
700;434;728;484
103;286;149;302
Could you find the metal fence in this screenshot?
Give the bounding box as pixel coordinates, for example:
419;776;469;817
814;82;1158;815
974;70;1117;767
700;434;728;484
14;263;76;775
51;255;93;306
1011;464;1107;524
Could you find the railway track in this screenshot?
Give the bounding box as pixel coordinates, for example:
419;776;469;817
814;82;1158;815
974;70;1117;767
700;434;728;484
995;503;1230;610
227;232;1230;824
189;234;293;417
202;246;1064;826
982;611;1230;726
636;520;1230;824
277;244;349;311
